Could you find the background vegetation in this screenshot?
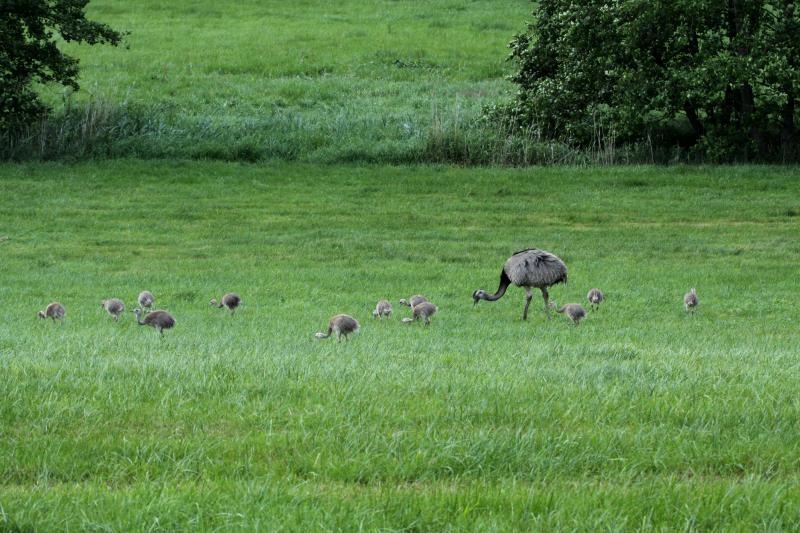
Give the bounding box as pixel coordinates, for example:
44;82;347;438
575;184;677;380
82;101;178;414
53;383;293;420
504;0;800;162
1;162;799;530
0;0;122;130
2;0;661;164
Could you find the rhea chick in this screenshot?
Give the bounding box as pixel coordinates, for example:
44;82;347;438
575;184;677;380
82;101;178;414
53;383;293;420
210;293;242;315
38;302;66;323
587;288;604;311
684;288;699;314
101;298;125;321
402;301;438;326
138;291;155;309
133;308;175;336
315;314;360;341
551;302;586;325
399;295;427;308
372;299;393;319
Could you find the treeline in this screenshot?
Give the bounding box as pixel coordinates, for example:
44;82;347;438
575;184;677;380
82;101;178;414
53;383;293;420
2;0;799;164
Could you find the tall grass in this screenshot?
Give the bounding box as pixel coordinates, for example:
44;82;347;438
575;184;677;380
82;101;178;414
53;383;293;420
3;97;679;164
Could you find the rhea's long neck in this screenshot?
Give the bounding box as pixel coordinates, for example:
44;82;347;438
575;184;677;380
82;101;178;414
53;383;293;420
483;270;511;301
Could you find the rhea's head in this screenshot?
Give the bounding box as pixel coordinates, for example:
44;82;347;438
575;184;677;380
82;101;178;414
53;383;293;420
472;289;486;305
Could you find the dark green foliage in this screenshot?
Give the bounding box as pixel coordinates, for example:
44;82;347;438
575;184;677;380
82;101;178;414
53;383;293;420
506;0;800;161
0;0;122;130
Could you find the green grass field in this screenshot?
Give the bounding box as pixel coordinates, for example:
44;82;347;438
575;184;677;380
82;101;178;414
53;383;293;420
3;0;800;529
1;162;799;530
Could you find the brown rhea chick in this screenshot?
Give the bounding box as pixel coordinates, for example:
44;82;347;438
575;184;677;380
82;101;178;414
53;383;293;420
402;301;438;326
684;288;698;314
38;302;66;323
101;298;125;321
551;302;587;325
399;295;427;308
372;299;393;319
138;291;155;309
133;308;175;336
315;314;360;341
587;288;604;311
210;293;242;315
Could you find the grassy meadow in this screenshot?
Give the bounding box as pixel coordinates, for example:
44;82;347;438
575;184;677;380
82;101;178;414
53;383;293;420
1;162;799;530
5;0;556;164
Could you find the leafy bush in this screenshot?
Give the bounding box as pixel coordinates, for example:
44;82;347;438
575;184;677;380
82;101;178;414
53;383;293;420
504;0;800;161
0;0;122;130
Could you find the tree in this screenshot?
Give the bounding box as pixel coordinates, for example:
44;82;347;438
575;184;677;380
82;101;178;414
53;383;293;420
0;0;123;130
505;0;800;161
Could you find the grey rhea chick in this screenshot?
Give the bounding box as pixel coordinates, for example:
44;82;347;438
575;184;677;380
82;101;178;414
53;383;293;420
684;288;699;314
399;295;427;308
133;308;175;336
372;299;393;319
138;291;155;309
101;298;125;321
210;293;242;315
38;302;66;323
315;314;360;341
402;301;438;326
587;288;604;311
551;302;586;325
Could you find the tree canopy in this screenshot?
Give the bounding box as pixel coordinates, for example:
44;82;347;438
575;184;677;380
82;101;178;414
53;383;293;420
1;0;122;130
506;0;800;161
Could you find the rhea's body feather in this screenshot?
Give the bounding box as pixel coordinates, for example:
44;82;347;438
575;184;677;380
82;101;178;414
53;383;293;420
101;298;125;321
38;302;66;322
402;301;438;325
373;299;393;318
587;288;604;311
138;291;155;309
133;308;175;335
315;314;360;341
211;293;242;314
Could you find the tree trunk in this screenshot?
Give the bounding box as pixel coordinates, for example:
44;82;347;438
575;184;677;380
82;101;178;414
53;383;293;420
740;82;764;157
683;100;705;139
781;84;796;159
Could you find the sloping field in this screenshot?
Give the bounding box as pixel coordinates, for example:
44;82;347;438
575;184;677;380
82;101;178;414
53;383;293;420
23;1;533;163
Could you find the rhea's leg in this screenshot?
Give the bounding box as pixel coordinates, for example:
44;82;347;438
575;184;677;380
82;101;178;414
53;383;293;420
523;287;533;320
541;287;551;319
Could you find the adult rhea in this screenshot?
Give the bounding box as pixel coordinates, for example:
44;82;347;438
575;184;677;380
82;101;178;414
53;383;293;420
472;248;567;320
